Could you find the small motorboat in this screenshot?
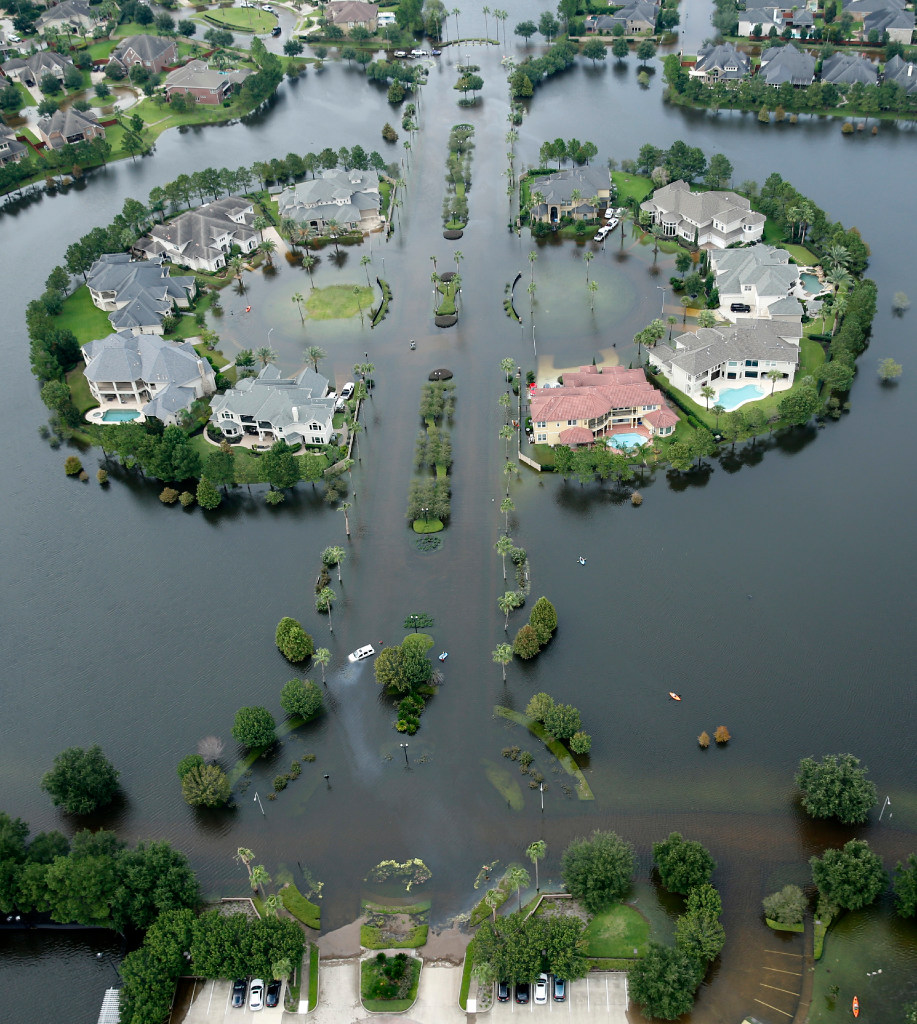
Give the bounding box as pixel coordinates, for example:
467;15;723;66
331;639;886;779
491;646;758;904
578;557;586;565
852;996;859;1018
438;652;448;661
669;692;682;701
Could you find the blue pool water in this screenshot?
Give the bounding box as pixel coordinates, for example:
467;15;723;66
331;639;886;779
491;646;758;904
610;432;648;449
801;272;823;293
102;410;140;422
717;384;764;410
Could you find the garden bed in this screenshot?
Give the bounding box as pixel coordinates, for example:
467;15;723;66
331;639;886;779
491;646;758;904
360;898;430;949
360;953;421;1012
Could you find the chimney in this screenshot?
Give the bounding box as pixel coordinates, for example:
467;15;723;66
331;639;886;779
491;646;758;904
292;406;299;422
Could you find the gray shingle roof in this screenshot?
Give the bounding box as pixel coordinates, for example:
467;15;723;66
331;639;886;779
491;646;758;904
36;0;93;27
641;180;764;230
820;52;877;86
138;197;256;266
711;244;798;298
528;166;609;206
111;35;175;65
759;44;815;86
327;0;378;24
164;59;250;94
843;0;906;15
278;169;380;226
1;49;73;81
864;6;914;34
655;321;800;376
694;42;751;79
87;254;196;330
36;107;102;149
83;331;208;388
884;54;917;93
211;365;334;439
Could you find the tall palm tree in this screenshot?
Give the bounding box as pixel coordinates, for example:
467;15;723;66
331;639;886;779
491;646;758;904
500;497;515;532
526;840;546;893
306;345;326;371
230;255;244;280
482;4;490;40
493;643;513;681
452;6;460;41
253;214;269;241
826;266;852;295
263;893;282;917
570;187;582;213
528;250;537;284
453;249;464;274
588;279;599;311
667;314;678;340
767;368;782;394
503;460;518;495
325;218;340;254
498;392;512;421
291;291;305;323
302;253;317;280
499;423;513;456
360;254;372;287
500;357;515;381
484;888;500;925
353;285;366;327
697;309;717;328
258;239;277;265
699;384;716;410
583;249;594;282
711;403;726;429
317;586;336;630
326;545;346;582
824;244;850;271
588;194;600;220
250;864;271;898
680;294;693;324
495;536;513;580
338;502;352;537
256;346;276;367
495;9;508;47
498;590;518;630
236;847;255;880
507;864;530;912
314;647;330;684
271;957;292;982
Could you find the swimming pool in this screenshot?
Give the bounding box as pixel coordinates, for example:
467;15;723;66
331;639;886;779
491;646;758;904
801;272;823;294
102;409;140;422
717;384;764;411
610;432;648;449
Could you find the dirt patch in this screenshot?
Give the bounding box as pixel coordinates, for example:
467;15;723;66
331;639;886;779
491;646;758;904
422;921;471;964
533;894;589;923
318;916;366;958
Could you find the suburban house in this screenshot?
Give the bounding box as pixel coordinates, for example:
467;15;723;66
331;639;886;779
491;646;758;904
1;50;73;87
690;42;751;82
0;124;27;165
36;107;105;150
758;44;816;86
650;321;799;403
277;168;382;234
86;254;197;334
710;245;804;324
81;331;216;424
210;365;336;446
820;52;878;86
326;0;379;32
884;54;917;93
529;365;678;447
163;60;251;105
135;196;259;273
603;0;660;34
842;0;914;38
640;180;765;248
529;167;610;224
738;7;814;36
35;0;96;35
109;35;177;75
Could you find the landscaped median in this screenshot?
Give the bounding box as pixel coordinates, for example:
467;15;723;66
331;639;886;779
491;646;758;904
494;706;594;800
360;952;422;1012
360;898;430;949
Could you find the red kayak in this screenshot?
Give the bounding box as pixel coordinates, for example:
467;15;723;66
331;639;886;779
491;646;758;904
852;996;859;1018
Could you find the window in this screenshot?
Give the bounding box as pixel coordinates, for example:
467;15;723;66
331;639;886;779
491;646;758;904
311;436;322;443
727;372;737;379
566;419;577;426
711;370;721;380
536;421;546;428
745;359;758;367
536;433;546;442
745;370;758;378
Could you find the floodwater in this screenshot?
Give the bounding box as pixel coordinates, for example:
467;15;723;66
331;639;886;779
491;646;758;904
1;8;916;1023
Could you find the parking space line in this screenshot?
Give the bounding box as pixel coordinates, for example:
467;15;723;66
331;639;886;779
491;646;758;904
761;983;799;997
764;949;802;957
605;974;610;1009
754;997;793;1017
206;979;214;1015
586;975;591;1012
763;966;802;976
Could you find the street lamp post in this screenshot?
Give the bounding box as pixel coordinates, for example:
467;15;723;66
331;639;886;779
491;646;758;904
540;781;544;813
323;774;331;789
656;285;665;317
879;795;891;821
400;742;409;767
253;792;265;815
267;326;275;347
421;506;429;525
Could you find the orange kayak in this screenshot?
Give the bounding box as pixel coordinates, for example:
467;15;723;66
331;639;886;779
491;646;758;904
853;996;859;1018
669;692;682;701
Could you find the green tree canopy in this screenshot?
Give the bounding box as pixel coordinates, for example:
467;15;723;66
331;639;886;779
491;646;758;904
472;910;588;985
40;746;120;815
231;707;277;750
513;624;541;659
893;854;917;918
810;839;886;911
795;753;877;824
528;595;557;644
653;832;716;894
279;678;324;721
112;840;200;931
181;763;231;808
543;702;581;740
261;439;300;490
628;942;699;1019
561;830;635;913
762;884;807;926
275;617;314;663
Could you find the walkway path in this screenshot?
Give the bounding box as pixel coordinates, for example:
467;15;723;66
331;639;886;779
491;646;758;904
790;916;815;1024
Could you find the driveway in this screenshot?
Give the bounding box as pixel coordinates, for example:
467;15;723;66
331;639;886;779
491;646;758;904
176;978;284;1023
489;974;628;1024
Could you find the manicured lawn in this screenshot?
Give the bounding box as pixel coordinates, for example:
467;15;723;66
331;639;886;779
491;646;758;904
132;92;255;141
66;362;98;414
611;170;653;205
435;277;458;315
458;938;476;1010
360;955;420;1013
57;287;112;344
412;518;443;533
5;81;35;113
379;179;392;216
305;284;374;320
187;433;334;485
200;7;275;31
308;943;319;1006
783;243;818;265
280;883;321;929
583;904;650;958
360;923;429;949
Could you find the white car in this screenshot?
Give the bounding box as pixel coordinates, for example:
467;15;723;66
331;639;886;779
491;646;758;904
348;645;375;662
534;973;549;1005
8;33;22;42
594;225;612;242
606;217;620;231
604;207;616;219
411;48;428;57
340;381;355;399
249;979;264;1011
261;4;274;11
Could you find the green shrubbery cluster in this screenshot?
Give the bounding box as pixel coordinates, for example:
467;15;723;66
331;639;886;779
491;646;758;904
525;688;591;754
512;596;558;661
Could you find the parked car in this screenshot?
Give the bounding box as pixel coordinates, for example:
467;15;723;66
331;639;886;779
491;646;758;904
394;49;407;57
348;645;375;662
334;396;346;412
604;206;616;219
231;979;247;1008
271;25;281;35
340;381;355;399
534;973;549;1004
552;976;566;1002
497;981;510;1002
266;980;282;1008
411;48;428;57
431;48;442;55
730;302;751;313
515;982;530;1004
594;225;612;242
249;979;264;1011
261;4;274;10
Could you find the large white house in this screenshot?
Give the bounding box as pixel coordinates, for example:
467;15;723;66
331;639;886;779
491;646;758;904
277;169;382;234
210;365;336;446
135;197;258;273
640;180;765;249
529;365;679;447
81;331;216;424
710;245;804;324
86;254;197;334
650;321;799;405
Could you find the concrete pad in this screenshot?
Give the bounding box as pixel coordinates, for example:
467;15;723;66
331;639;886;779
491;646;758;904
490;974;628;1024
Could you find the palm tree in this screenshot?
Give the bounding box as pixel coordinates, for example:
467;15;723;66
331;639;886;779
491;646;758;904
452;6;460;41
253;214;269;241
291;291;305;323
325;218;340;253
236;847;255;880
500;497;515;532
711;403;726;429
484;888;500;925
528;250;537;284
824;243;850;271
498;590;518;630
317;586;336;631
353;285;366;327
499;423;514;457
230;255;244;280
256;346;276;367
588;279;599;311
500;357;515;381
360;254;372;287
306;345;326;371
826;266;852;295
507;864;530;912
271;957;292;982
263;893;282;917
503;460;518;495
482;4;490;40
699;384;716;410
495;535;513;580
493;643;513;681
302;253;317;280
570;187;582;213
831;294;847;335
258;239;277;265
314;647;330;684
680;294;693;324
326;545;346;582
526;840;546;893
697;309;717;328
453;249;464;274
498;392;512;421
667;314;678;340
338;501;352;537
250;864;271;898
495;9;508;47
583;250;594;283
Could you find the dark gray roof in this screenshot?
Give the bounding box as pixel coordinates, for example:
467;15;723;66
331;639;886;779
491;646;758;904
87;254;196;330
36;0;93;26
278;169;380;226
0;124;26;162
211;365;334;436
111;35;175;65
36;107;102;148
884;54;917;93
655;321;800;376
641;180;765;230
864;6;914;34
820;52;877;86
694;42;751;80
83;331;209;388
711;244;798;298
529;166;609;206
138;197;256;265
759;44;815;86
164;59;251;94
842;0;906;15
1;49;73;80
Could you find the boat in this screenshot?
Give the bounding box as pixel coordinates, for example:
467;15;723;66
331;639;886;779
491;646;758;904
578;557;586;565
852;996;859;1018
669;692;682;701
439;652;448;661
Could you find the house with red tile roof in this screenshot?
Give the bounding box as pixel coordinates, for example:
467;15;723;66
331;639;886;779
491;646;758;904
529;365;678;448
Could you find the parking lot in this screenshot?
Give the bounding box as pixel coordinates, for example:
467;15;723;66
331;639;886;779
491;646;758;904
174;978;285;1023
490;974;628;1023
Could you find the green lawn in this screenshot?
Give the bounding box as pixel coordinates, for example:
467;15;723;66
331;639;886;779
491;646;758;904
360;956;420;1013
782;243;818;265
199;7;276;32
308;943;319;1007
435;277;458;316
187;433;335;485
132;88;257;141
305;284;373;320
57;288;112;344
412;518;443;533
6;81;34;113
379;179;392;217
66;362;98;414
493;706;594;800
281;883;321;929
611;170;654;205
583;904;650;959
360;924;429;949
